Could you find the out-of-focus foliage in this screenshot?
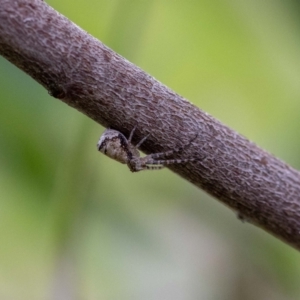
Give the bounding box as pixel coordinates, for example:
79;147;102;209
0;0;300;299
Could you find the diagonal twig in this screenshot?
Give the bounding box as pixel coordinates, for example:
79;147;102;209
0;0;300;250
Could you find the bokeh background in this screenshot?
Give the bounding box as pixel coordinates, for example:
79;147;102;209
1;0;300;299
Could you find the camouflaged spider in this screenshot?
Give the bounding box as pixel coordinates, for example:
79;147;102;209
97;126;197;172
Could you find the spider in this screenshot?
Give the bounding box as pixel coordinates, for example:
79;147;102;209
97;126;197;172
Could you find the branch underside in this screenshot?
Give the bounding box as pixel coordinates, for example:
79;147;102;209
0;0;300;250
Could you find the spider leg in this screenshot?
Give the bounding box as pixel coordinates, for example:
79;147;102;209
145;158;195;166
128;126;150;148
172;132;199;154
145;165;165;170
148;150;178;160
147;133;199;160
128;156;195;172
136;134;150;148
144;144;192;160
126;131;198;172
128;125;137;143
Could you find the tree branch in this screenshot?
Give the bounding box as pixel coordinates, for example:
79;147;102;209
1;0;300;250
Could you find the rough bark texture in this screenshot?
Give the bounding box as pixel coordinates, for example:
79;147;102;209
1;0;300;250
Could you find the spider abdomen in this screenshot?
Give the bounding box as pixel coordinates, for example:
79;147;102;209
97;129;131;164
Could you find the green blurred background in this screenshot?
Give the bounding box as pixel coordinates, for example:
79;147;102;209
0;0;300;299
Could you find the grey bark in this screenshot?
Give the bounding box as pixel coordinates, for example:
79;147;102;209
0;0;300;250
